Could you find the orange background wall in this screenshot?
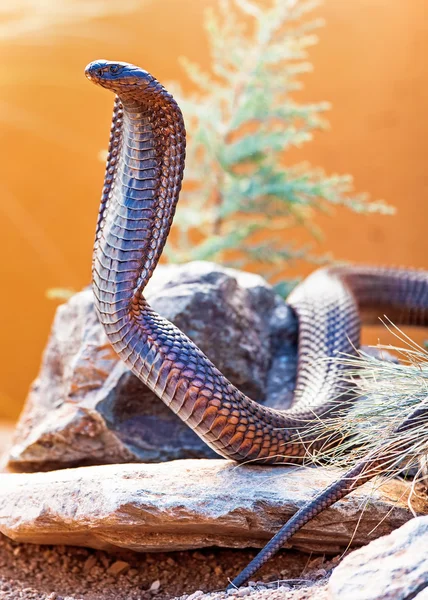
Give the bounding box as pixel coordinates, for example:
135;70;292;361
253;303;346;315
0;0;427;419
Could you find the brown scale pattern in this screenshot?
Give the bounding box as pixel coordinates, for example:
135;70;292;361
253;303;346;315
86;60;428;584
87;60;428;465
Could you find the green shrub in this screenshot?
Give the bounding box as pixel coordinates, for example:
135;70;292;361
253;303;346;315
166;0;393;292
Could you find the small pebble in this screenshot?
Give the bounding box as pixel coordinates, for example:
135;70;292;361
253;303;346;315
307;556;325;569
193;552;206;561
83;555;97;572
89;565;104;578
187;590;204;600
107;560;130;576
314;568;328;579
100;555;111;569
150;579;161;592
236;586;253;596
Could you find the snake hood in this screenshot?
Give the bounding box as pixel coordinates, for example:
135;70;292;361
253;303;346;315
85;60;155;95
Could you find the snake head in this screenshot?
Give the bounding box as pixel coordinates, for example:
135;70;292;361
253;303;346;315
85;60;153;93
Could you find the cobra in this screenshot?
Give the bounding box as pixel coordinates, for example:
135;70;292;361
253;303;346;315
85;59;428;587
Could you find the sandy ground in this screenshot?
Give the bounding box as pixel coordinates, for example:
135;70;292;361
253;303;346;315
0;533;332;600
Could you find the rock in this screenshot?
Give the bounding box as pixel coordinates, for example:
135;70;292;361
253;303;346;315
0;459;426;554
7;262;297;471
83;555;97;572
235;586;253;596
187;591;205;600
265;302;298;410
328;516;428;600
6;260;401;474
149;580;161;592
106;560;130;576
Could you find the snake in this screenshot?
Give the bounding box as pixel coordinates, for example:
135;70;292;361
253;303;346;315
85;59;428;587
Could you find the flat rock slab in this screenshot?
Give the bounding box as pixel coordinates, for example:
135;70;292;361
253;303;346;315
328;516;428;600
0;459;426;554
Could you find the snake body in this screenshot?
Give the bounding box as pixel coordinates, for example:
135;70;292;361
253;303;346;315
86;60;428;585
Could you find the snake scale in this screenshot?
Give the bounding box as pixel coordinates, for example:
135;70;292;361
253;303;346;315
85;60;428;587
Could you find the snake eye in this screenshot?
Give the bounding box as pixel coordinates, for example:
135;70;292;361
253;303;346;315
109;65;119;74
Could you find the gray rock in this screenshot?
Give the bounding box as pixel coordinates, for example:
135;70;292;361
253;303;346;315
6;259;404;474
6;262;297;471
265;302;298;409
328;516;428;600
0;459;425;554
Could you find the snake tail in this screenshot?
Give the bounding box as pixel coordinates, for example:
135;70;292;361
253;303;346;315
228;398;428;589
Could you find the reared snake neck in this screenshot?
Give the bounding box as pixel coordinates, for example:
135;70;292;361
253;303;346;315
86;60;428;585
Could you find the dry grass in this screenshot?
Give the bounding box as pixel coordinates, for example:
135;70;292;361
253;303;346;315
303;322;428;487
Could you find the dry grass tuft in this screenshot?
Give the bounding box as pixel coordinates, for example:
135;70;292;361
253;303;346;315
302;322;428;487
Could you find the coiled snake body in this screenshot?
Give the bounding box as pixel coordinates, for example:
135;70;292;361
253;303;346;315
86;60;428;587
